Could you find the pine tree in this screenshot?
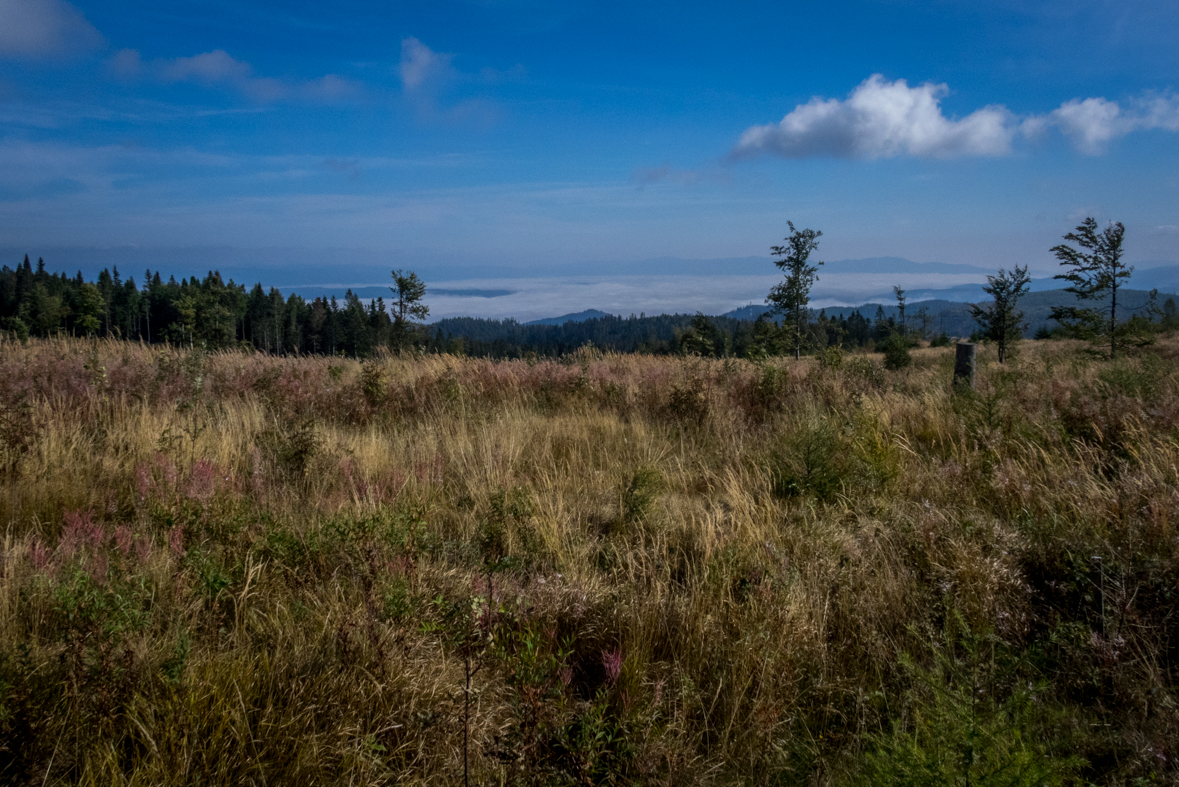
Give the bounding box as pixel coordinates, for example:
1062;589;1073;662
970;266;1031;363
390;269;429;350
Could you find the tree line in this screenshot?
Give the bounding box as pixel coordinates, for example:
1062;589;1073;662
2;216;1173;359
0;259;431;356
0;253;923;359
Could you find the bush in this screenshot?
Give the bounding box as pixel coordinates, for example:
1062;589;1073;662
819;343;845;370
880;334;913;370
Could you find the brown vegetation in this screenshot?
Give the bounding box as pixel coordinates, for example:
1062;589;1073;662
2;336;1179;784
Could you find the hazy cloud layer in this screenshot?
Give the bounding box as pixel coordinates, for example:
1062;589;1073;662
0;0;103;59
110;48;362;103
733;76;1179;160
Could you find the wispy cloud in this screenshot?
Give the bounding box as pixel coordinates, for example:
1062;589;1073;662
632;162;702;187
0;0;103;60
630;162;732;189
732;75;1179;160
400;37;457;93
398;36;519;123
110;48;363;104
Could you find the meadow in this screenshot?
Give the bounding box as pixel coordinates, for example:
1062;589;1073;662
2;335;1178;785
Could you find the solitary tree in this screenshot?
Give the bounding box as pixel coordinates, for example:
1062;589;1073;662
893;286;907;336
390;269;429;349
970;265;1031;363
1049;218;1154;358
767;221;823;359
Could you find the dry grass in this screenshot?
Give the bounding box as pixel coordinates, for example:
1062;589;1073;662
2;335;1179;784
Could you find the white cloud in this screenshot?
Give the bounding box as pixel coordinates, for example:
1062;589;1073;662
1051;97;1127;154
0;0;103;59
110;48;361;104
732;75;1017;160
733;77;1179;160
1049;92;1179;154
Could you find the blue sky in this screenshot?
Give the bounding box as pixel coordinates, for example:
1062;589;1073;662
1;0;1178;307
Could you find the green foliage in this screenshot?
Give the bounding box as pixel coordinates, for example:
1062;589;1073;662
620;466;662;528
359;361;386;408
678;313;723;357
390;268;429;350
880;333;913;370
844;354;886;388
971;266;1032;364
767;221;824;359
263;418;321;482
6;316;29;343
768;414;849;502
854;624;1084;787
1049;217;1157;357
477;487;542;572
818;343;844;370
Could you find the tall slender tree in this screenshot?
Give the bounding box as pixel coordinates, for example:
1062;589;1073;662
767;221;823;359
893;286;907;336
971;265;1031;363
1049;217;1154;358
390;269;429;350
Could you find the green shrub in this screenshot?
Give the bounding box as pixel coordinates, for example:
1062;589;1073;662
620;466;662;529
844;355;886;388
819;343;845;370
881;334;913;370
768;415;848;502
853;625;1084;787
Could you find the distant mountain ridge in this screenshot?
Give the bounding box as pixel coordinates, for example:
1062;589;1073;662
505;287;1176;340
525;309;615;326
724;288;1172;337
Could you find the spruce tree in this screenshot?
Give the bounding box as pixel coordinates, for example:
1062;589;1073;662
766;222;823;359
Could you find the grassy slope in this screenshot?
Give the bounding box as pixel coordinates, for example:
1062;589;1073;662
2;337;1178;785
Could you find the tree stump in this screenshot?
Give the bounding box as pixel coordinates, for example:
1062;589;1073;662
953;342;976;390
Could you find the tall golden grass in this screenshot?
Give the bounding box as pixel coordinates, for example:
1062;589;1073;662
2;335;1178;784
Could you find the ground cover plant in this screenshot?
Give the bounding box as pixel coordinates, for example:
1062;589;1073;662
2;335;1179;785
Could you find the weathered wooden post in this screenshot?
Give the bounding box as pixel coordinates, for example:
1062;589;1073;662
953;342;976;390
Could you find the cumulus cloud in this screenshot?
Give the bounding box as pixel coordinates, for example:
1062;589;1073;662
1050;93;1179;154
0;0;103;59
732;76;1179;160
732;75;1017;160
110;47;361;104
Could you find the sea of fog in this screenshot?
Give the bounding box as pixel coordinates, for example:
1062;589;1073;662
413;272;992;322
